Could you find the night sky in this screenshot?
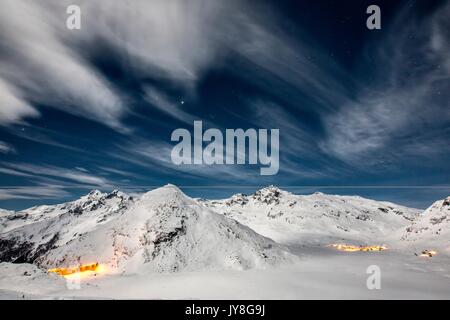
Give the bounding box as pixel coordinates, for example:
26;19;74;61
0;0;449;210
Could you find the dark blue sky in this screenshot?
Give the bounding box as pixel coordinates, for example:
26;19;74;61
0;0;449;210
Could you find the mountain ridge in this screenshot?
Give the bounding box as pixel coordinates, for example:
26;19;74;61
200;185;422;245
401;196;450;249
1;185;449;272
0;185;296;273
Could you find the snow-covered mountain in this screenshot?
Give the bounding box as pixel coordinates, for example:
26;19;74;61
0;209;12;217
0;209;14;221
1;186;449;300
401;196;450;251
0;185;295;273
0;190;132;234
200;186;421;245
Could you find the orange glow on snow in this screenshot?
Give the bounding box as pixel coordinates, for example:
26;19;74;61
48;262;106;278
419;250;437;257
329;244;388;252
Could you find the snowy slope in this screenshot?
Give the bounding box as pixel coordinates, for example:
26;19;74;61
200;186;421;245
400;196;450;252
0;189;133;265
0;262;66;297
0;185;295;273
0;190;131;234
0;209;12;217
0;209;14;225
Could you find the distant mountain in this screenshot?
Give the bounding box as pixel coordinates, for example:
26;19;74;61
0;209;13;218
401;196;450;250
0;190;132;234
200;186;421;245
0;185;296;273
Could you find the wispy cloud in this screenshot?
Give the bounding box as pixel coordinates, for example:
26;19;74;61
320;2;450;166
245;100;351;179
1;163;111;187
0;78;39;125
76;0;246;83
0;0;350;135
2;0;338;129
0;167;32;177
143;86;196;125
0;185;70;200
0;161;122;201
0;0;448;206
113;139;259;182
232;16;351;110
4;125;86;153
97;166;131;177
0;141;16;154
0;0;124;129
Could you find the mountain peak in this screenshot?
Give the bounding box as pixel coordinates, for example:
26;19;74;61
157;184;185;195
401;195;450;244
254;185;285;196
162;183;181;190
84;189;132;201
252;185;286;205
87;189;105;199
105;189;130;200
259;185;282;191
427;196;450;213
0;183;296;273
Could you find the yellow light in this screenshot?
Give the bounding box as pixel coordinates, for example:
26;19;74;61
419;250;437;257
329;244;388;252
48;262;105;278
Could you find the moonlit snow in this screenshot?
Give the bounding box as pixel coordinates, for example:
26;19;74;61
0;185;449;299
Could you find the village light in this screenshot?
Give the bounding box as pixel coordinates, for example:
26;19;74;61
419;250;438;257
329;244;388;252
48;262;105;278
